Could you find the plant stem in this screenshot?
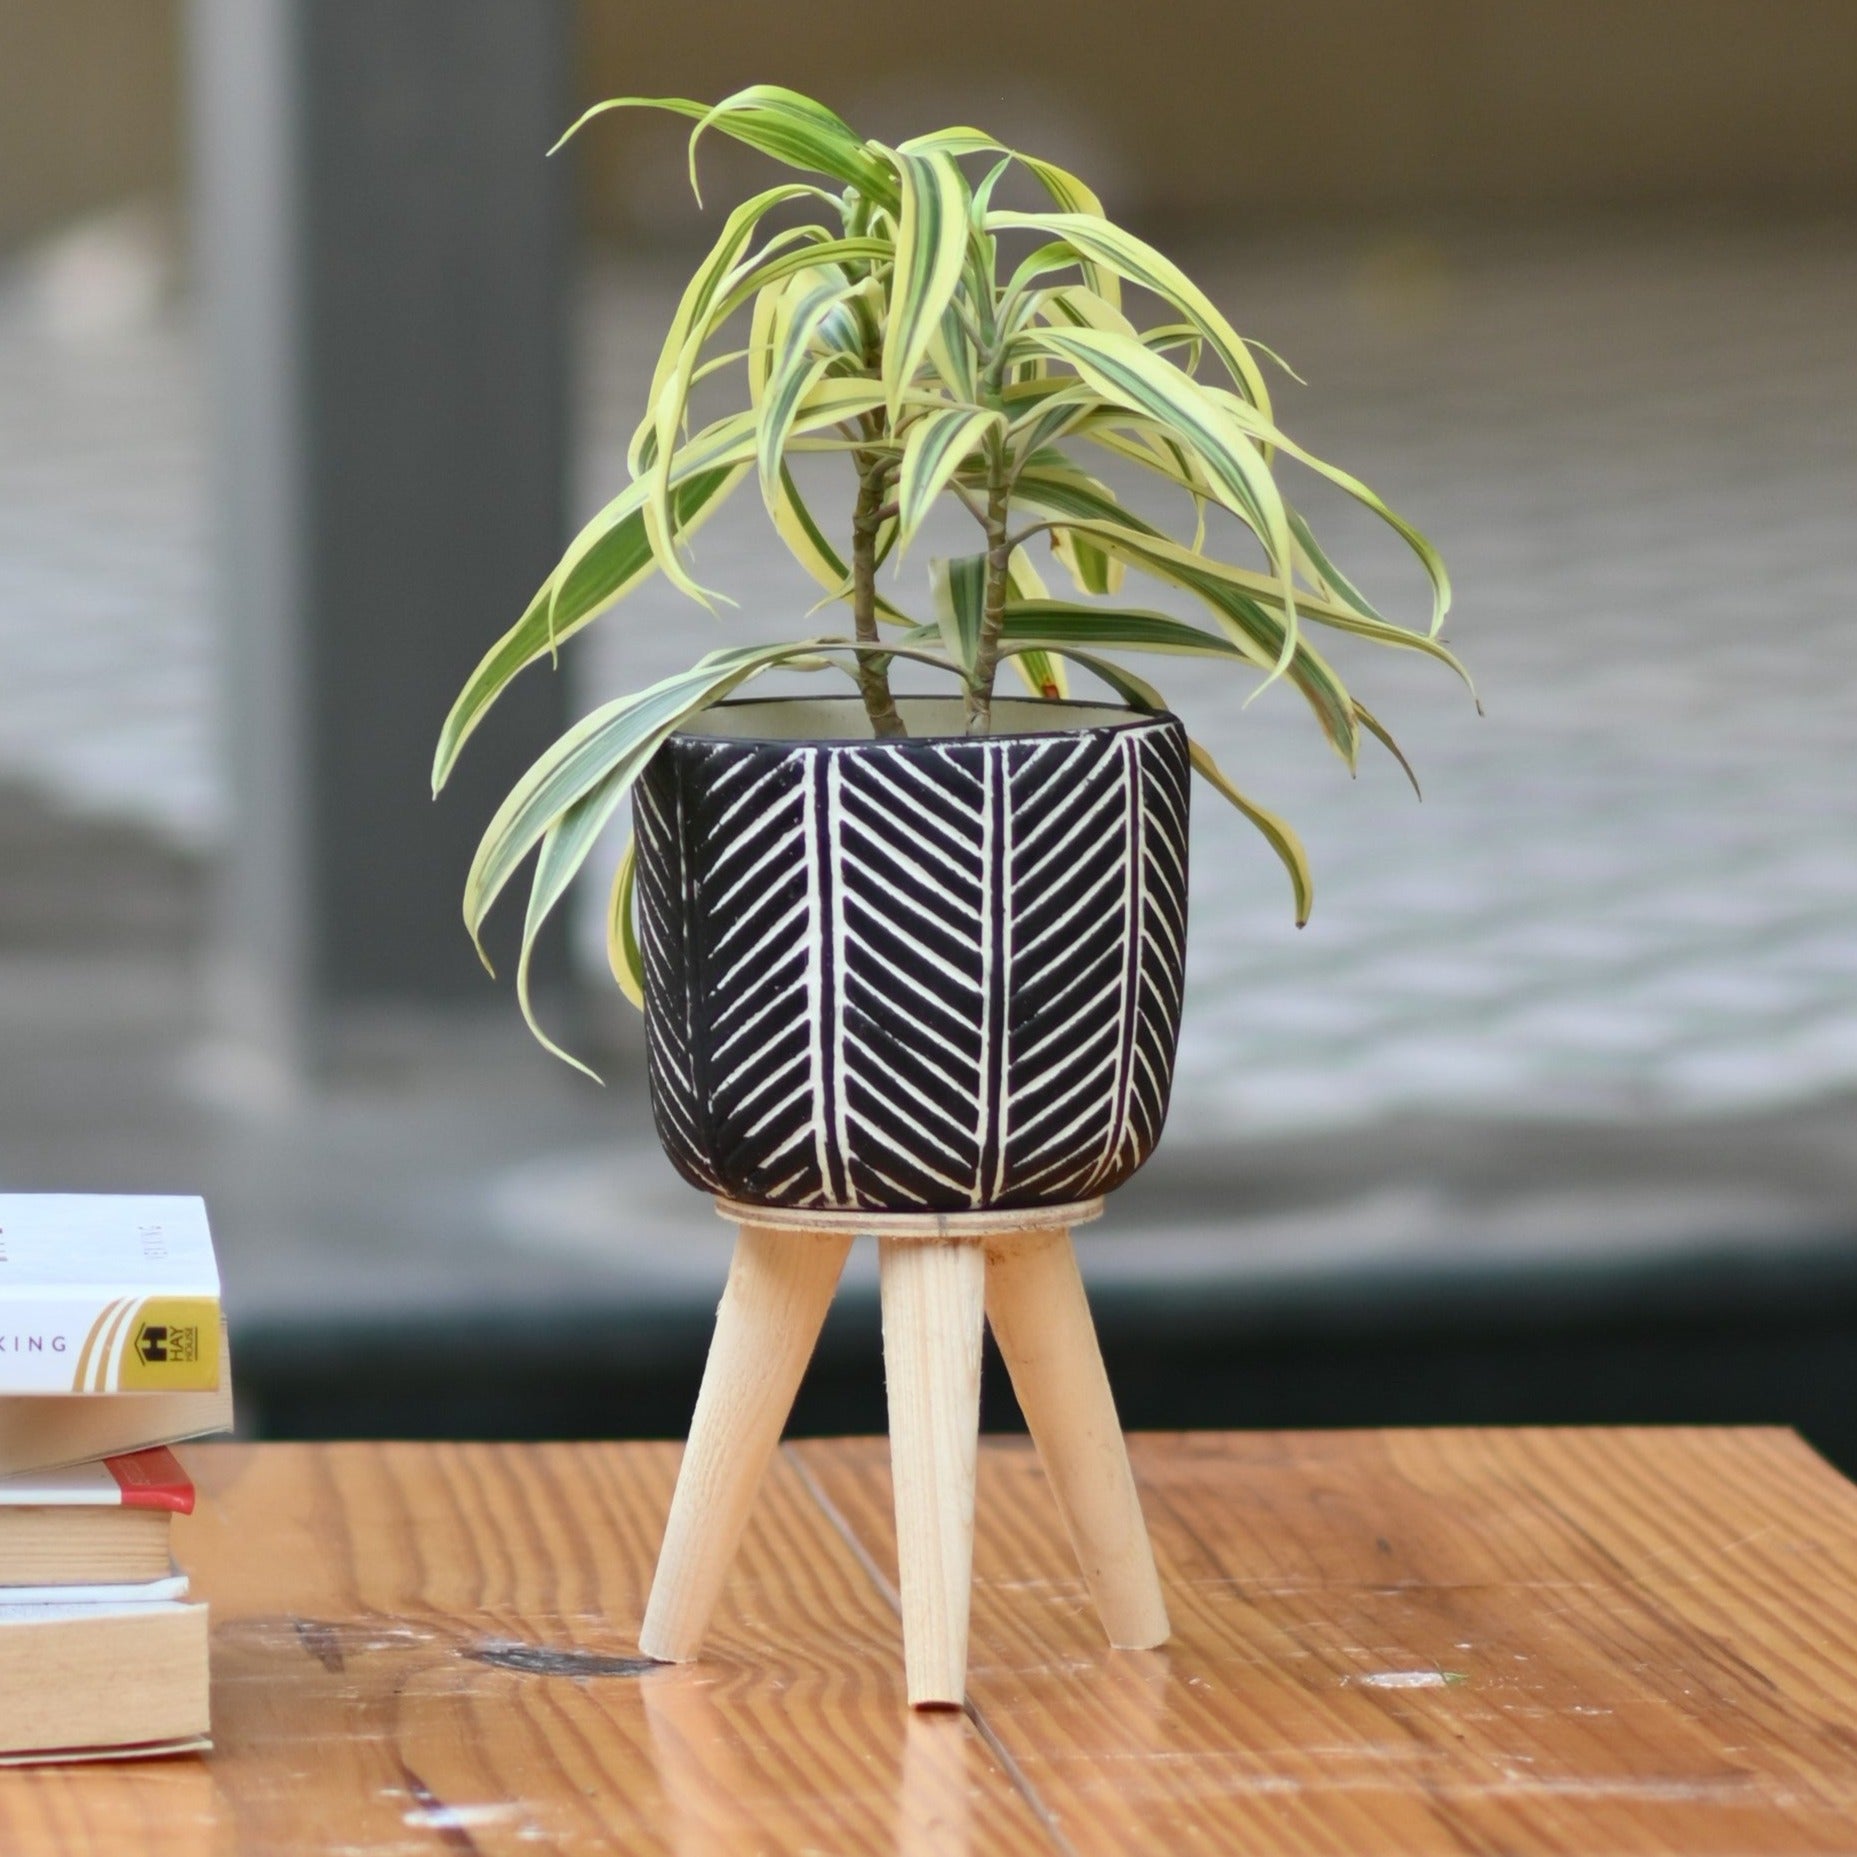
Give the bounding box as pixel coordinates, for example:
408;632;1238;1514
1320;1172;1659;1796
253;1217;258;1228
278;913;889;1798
966;437;1012;735
851;453;906;739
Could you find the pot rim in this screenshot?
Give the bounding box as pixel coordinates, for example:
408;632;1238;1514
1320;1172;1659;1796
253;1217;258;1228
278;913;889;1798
670;692;1181;748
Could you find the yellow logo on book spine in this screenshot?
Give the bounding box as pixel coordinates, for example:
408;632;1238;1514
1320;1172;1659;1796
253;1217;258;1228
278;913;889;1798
72;1297;221;1391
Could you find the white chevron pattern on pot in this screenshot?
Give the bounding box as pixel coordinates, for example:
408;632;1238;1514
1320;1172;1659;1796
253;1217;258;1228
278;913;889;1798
638;701;1189;1212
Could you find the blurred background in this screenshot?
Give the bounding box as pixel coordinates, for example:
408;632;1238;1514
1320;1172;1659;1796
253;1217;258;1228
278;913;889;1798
3;1;1855;1457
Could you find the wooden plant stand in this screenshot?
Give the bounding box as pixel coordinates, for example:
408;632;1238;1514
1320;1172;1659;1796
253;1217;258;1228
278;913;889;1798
638;1196;1170;1707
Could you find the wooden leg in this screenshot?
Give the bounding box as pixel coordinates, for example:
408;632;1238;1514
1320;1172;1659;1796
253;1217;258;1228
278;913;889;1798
879;1237;987;1709
985;1228;1170;1651
640;1223;852;1663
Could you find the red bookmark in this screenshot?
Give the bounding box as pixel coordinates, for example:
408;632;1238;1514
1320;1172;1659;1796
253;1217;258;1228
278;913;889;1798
103;1446;196;1514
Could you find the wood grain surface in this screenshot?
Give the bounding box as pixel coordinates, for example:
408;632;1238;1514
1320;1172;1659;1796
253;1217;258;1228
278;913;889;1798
1;1430;1855;1853
800;1428;1857;1854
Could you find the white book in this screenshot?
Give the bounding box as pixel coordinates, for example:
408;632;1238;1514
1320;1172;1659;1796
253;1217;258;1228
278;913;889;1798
0;1445;194;1586
0;1318;233;1475
0;1455;192;1506
0;1598;210;1761
0;1572;189;1607
0;1596;193;1625
0;1195;221;1394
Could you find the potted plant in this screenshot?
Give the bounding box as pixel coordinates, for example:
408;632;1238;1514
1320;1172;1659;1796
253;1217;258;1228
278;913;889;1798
434;85;1469;1216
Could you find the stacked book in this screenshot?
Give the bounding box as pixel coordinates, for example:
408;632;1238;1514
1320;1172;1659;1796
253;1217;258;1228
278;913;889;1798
0;1195;230;1763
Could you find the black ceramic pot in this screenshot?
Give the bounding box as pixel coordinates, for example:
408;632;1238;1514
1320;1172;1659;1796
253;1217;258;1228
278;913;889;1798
634;695;1190;1213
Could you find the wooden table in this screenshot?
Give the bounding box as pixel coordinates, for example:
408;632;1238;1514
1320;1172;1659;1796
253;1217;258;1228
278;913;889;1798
5;1430;1857;1853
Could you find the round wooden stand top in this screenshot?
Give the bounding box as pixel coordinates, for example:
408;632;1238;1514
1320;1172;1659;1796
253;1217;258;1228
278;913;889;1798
713;1196;1104;1242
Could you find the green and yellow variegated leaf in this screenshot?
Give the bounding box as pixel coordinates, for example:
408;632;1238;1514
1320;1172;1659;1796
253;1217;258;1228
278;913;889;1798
643;234;874;594
1353;699;1423;797
999;551;1062;701
1015;328;1292;596
687;346;749;388
607;831;644;1010
989;614;1225;701
708;235;892;331
1141;428;1213;549
470;654;767;963
987;210;1267;412
1079;419;1216;545
562;408;756;623
1010;347;1051;389
433;460;746;792
636;233;890;474
896;406;1002;554
882;145;971;417
999;376;1076;412
688;86;894;201
993;603;1255;663
815;291;875;365
1136;525;1458;715
1006;546;1049;601
884;130;1106;225
1005;383;1098;453
1015;460;1470;696
1017;153;1107;219
904;566;1072;700
471;635;965;968
789;266;879;364
1048;470;1125;592
788;482;913;627
1287;503;1382;622
1012;329;1305;683
1009;651;1066;698
626;190;826;476
602;378;894;623
1001;642;1165;712
931;554;988;671
1074;417;1198;485
1083;510;1468;690
1010;502;1358;762
1188;738;1313;925
757;269;869;508
1037;285;1138;340
517;765;634;1078
897;125;998;159
1010;457;1158;531
772;460;853;590
1013;158;1119;306
773;374;894;436
1141;322;1203;367
754;350;834;517
751;266;871;408
1206;385;1452;632
638;469;723;609
557;89;892;205
627;201;831;479
887;130;1117;299
1006;241;1090;303
1247;336;1306;383
746;266;786;407
895;625;1076;703
970;154;1016;225
927;299;978;403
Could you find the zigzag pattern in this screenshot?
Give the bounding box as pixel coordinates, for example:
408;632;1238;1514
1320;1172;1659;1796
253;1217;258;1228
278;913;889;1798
639;714;1189;1211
